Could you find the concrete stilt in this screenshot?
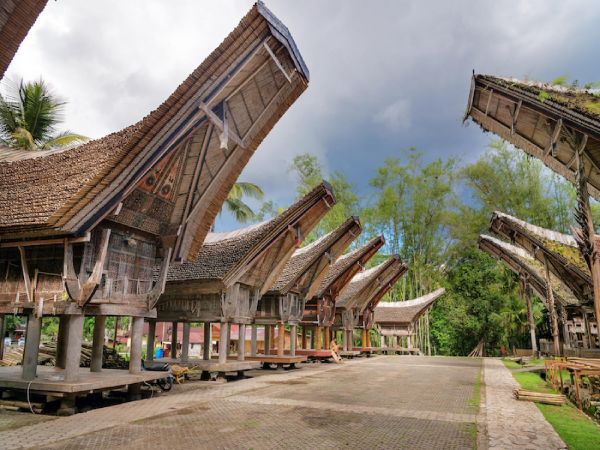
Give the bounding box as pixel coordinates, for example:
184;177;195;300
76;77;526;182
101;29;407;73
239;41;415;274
181;322;190;361
290;324;297;357
277;323;285;357
22;314;42;381
146;320;156;361
90;315;106;372
170;321;178;359
250;325;257;357
129;317;144;374
238;323;246;361
264;325;271;356
64;315;84;382
55;315;69;369
203;322;211;360
219;321;229;364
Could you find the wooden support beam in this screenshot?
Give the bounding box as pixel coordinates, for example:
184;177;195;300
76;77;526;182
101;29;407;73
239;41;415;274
545;118;563;157
219;321;229;364
484;89;493;116
198;102;245;149
250;324;257;357
129;317;144;373
0;234;90;249
277;322;285;357
147;247;172;309
91;315;106;371
64;315;84;382
171;321;178;359
203;322;212;360
146;320;156;362
544;258;561;355
510;100;522;135
263;41;292;83
290;324;297;357
17;246;32;303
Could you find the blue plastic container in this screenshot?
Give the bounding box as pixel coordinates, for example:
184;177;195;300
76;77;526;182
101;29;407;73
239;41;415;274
155;348;164;359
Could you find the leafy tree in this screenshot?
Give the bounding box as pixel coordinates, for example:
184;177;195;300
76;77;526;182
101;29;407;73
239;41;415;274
221;181;264;224
0;78;87;150
289;153;360;241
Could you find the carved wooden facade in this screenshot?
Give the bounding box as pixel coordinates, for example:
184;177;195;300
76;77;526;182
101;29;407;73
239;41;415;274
0;2;310;319
256;216;361;325
301;236;384;327
157;182;335;324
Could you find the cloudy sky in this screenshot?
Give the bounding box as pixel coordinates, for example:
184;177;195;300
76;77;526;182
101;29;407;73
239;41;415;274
6;0;600;230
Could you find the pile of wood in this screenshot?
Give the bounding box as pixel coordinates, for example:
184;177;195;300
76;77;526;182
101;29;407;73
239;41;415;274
468;339;485;357
0;342;129;369
513;388;566;405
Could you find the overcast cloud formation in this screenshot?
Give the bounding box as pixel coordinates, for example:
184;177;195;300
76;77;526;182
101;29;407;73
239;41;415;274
6;0;600;230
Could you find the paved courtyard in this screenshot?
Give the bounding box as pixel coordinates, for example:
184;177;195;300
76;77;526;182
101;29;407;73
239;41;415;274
0;356;566;449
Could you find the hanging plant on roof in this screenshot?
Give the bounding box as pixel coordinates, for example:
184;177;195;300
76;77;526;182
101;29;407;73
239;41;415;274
0;77;88;150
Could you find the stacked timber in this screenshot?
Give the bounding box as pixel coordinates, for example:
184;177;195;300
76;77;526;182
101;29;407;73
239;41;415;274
0;343;129;369
513;388;566;405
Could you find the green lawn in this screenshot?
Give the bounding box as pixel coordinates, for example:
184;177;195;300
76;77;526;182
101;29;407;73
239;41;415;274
503;360;600;450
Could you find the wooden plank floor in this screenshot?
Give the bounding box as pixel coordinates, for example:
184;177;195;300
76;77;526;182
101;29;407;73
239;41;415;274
245;355;307;364
150;358;260;372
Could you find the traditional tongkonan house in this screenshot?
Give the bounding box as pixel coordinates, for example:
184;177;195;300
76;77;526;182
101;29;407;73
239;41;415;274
155;182;335;379
465;74;600;344
296;235;384;359
490;211;599;355
0;1;309;410
335;255;408;355
479;234;582;355
0;0;48;80
375;287;444;355
252;216;362;368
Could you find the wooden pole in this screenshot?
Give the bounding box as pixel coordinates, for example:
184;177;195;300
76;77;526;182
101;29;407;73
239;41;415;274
91;315;106;372
170;321;178;359
0;315;5;360
316;326;322;350
522;279;538;354
426;310;432;356
146;320;155;362
543;259;561;355
361;328;367;350
277;323;285;357
218;322;229;364
250;324;257;356
264;325;271;355
324;326;331;350
238;323;246;361
203;322;211;360
181;322;190;361
63;315;84;382
22;313;42;381
129;317;143;373
112;316;119;349
290;324;297;356
301;325;307;349
56;315;69;369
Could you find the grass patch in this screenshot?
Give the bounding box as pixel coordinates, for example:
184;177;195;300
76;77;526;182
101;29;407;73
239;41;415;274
469;366;482;411
502;359;521;370
503;360;600;450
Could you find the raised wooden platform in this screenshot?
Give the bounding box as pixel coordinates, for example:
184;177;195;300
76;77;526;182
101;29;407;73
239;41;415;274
0;366;167;395
150;357;260;378
381;347;421;355
353;347;379;355
245;355;306;369
339;350;361;358
293;349;333;359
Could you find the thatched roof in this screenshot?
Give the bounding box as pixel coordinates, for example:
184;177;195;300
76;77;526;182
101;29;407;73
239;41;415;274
0;2;309;263
465;74;600;201
0;0;47;80
478;234;579;307
490;211;592;305
268;216;361;296
336;255;406;311
165;181;335;292
374;288;445;326
312;235;385;300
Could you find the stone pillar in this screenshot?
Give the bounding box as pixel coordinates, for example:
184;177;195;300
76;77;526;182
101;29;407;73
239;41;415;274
264;325;271;355
181;322;190;361
277;322;285;357
301;326;307;350
129;317;144;373
203;322;211;360
250;325;257;357
218;321;229;364
238;323;246;361
90;315;106;372
22;314;42;381
324;326;331;349
316;326;323;350
290;324;297;356
146;320;156;361
55;315;69;369
170;321;178;359
64;315;84;382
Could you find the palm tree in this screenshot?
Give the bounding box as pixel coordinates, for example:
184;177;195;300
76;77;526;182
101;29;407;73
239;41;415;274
222;181;265;223
0;78;87;150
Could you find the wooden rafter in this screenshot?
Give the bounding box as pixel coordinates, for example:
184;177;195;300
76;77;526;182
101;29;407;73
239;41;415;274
263;42;292;83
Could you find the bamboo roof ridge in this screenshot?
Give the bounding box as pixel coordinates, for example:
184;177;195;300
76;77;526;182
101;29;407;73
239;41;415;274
312;235;385;300
336;255;407;311
465;73;600;201
358;259;409;313
268;216;362;297
166;181;335;291
0;2;310;263
478;234;579;307
490;211;593;305
374;287;445;326
0;0;48;80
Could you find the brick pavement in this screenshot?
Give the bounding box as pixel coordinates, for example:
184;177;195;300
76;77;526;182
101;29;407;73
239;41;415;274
483;358;566;449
